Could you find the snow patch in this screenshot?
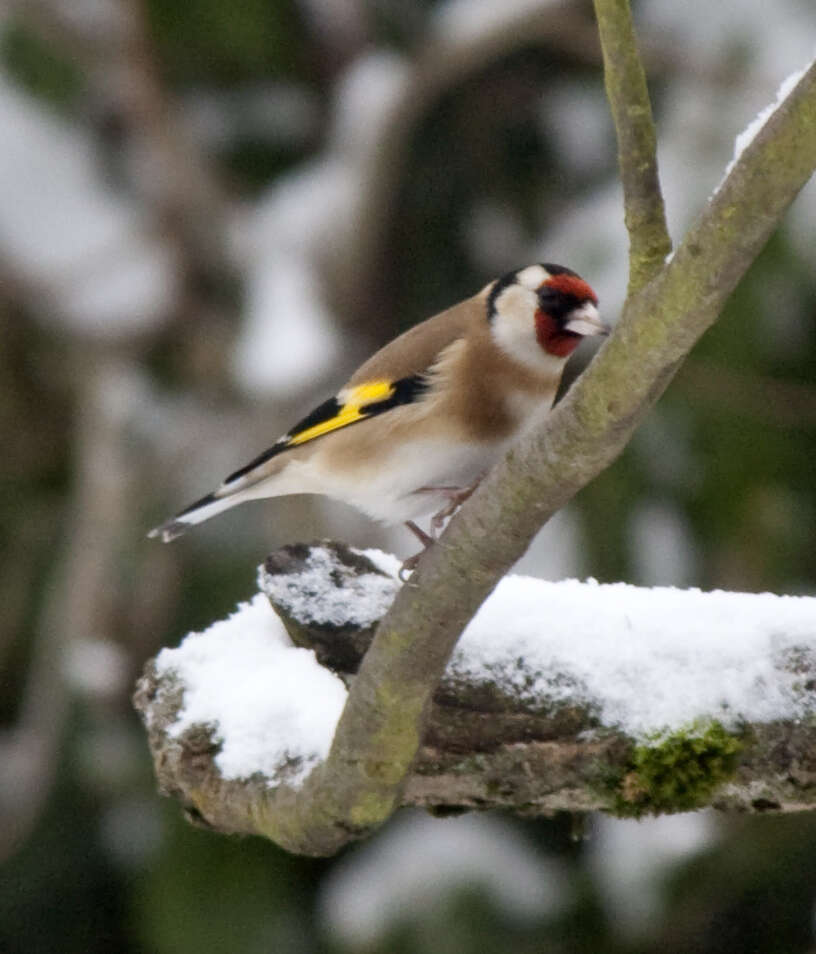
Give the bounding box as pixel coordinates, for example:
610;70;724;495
260;547;400;628
155;594;347;785
720;56;814;187
453;576;816;738
359;548;403;579
156;558;816;787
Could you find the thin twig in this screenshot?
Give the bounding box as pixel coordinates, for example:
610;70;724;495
593;0;671;292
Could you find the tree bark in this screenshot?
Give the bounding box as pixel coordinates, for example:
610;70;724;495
134;543;816;848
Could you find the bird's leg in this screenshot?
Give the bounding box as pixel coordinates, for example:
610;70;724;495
400;520;437;580
420;480;482;533
398;482;482;580
405;520;435;548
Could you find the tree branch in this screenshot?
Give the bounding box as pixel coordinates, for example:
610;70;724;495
244;57;816;856
592;0;672;291
135;543;816;838
135;18;816;853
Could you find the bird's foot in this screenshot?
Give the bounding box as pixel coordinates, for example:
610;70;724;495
398;550;422;582
400;520;436;581
422;481;481;533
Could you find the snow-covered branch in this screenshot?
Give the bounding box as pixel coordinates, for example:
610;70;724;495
135;543;816;847
132;11;816;858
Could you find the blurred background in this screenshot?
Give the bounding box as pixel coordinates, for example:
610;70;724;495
2;0;816;951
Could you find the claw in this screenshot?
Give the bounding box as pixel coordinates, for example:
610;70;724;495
400;520;437;581
398;552;422;582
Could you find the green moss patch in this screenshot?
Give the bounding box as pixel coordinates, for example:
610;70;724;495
613;720;743;817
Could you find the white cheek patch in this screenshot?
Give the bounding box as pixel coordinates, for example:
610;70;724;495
491;283;564;374
515;264;550;290
494;282;539;323
491;284;537;356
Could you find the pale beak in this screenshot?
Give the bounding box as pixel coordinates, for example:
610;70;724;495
564;301;610;337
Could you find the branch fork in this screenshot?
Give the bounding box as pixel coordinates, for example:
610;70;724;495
136;3;816;854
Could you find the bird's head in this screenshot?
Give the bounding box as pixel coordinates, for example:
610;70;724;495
487;264;608;368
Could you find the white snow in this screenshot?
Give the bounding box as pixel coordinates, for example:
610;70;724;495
156;555;816;787
722;57;814;181
259;546;400;628
360;548;403;579
155;593;347;785
453;576;816;738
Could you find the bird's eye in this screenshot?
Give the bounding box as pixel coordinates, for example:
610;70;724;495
537;287;578;323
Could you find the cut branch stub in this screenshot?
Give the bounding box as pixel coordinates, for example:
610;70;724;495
262;541;399;675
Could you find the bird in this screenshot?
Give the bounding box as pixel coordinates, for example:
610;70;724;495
148;264;608;568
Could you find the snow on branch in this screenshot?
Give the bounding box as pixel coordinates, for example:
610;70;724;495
135;542;816;841
722;56;816;184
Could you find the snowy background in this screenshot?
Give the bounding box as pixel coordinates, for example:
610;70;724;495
2;1;816;952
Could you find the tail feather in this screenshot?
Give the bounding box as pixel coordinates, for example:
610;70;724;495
148;489;248;542
149;449;306;542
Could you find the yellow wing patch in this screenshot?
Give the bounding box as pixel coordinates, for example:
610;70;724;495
286;380;395;446
221;376;427;487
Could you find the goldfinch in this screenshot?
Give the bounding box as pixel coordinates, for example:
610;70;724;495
149;264;607;553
